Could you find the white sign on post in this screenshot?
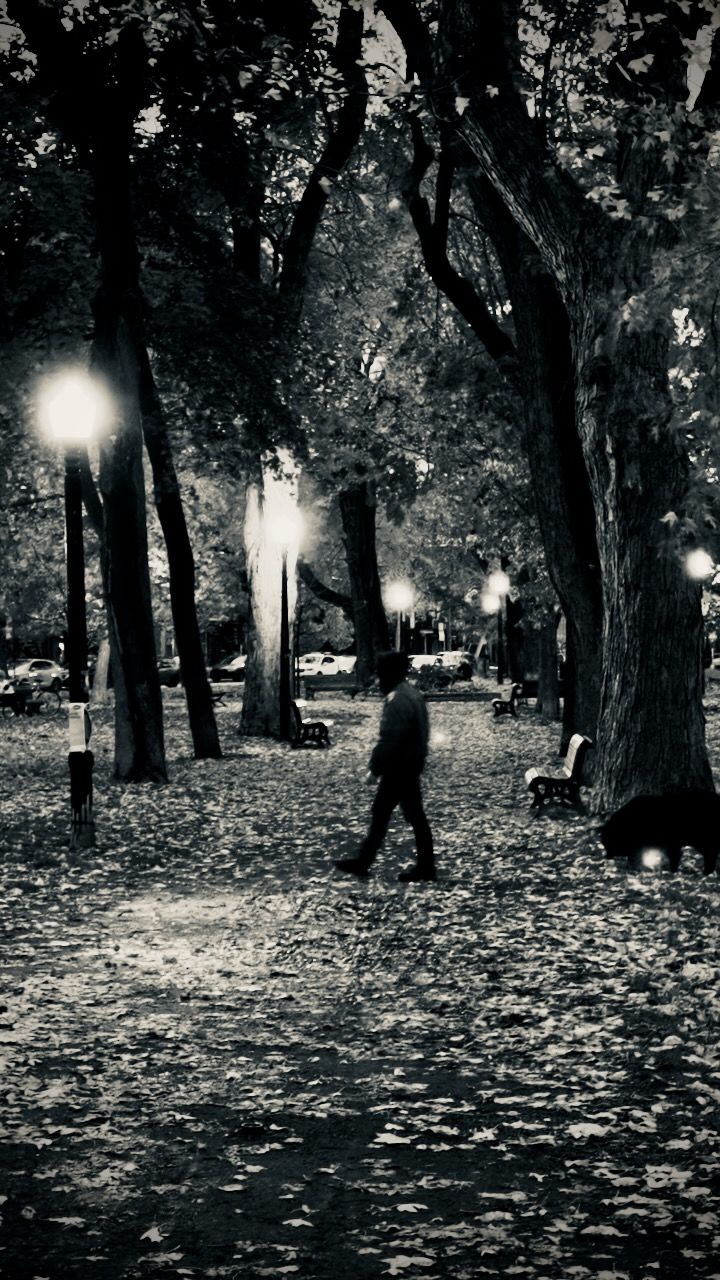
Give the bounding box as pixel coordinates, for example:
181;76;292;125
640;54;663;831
68;702;91;753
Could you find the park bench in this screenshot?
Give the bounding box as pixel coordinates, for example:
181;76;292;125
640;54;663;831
524;733;593;811
491;683;523;718
303;673;362;699
290;700;332;748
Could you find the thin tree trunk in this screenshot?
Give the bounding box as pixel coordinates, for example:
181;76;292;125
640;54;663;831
240;465;299;739
481;202;603;748
339;480;391;685
90;637;112;706
536;608;560;722
94;310;167;782
137;354;221;759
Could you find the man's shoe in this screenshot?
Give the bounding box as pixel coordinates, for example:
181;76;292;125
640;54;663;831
334;856;371;876
397;866;436;882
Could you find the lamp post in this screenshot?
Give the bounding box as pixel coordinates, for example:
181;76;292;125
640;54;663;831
269;509;303;742
39;370;109;847
486;570;511;685
385;581;414;650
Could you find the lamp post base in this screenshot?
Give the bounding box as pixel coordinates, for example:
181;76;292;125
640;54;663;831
69;750;95;848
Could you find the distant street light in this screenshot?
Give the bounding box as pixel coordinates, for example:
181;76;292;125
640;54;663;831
385;580;414;650
686;549;715;581
487;570;511;685
268;508;303;742
38;369;111;847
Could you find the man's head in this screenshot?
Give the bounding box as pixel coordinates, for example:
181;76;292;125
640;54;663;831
377;651;409;695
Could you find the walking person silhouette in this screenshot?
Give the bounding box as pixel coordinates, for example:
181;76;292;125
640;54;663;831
334;651;435;882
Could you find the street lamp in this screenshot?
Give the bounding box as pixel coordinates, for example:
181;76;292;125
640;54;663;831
38;369;110;847
384;580;414;650
686;549;715;581
268;508;303;742
487;570;511;685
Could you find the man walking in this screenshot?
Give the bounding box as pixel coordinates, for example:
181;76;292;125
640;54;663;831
334;651;435;882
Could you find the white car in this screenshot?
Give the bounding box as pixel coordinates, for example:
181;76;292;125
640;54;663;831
298;652;356;677
10;658;67;691
434;650;473;670
409;654;440;672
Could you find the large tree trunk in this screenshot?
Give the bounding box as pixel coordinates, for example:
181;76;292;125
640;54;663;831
240;464;299;739
137;354;221;759
339;480;391;685
576;307;712;810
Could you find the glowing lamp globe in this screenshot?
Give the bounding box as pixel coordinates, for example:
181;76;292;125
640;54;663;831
39;370;110;444
480;591;501;614
385;581;414;613
685;549;714;581
268;508;304;549
487;570;510;597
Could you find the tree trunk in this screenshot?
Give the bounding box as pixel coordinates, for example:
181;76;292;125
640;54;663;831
137;353;221;759
536;608;560;722
90;637;112;706
481;204;603;747
95;311;167;782
575;310;712;810
339;480;391;685
240;465;299;739
505;594;524;683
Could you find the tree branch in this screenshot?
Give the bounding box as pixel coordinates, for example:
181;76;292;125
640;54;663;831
402;118;516;365
297;558;353;620
277;0;368;319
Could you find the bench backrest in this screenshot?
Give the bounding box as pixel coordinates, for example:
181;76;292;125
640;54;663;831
563;733;592;780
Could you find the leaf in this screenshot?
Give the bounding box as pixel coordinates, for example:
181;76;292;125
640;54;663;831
140;1225;166;1243
455;96;470;115
567;1123;611;1138
384;1257;435;1274
628;54;654;75
372;1132;412;1145
591;28;615;55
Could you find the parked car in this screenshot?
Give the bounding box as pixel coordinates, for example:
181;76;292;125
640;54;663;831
210;652;247;682
298;652;356;677
436;649;472;668
409;655;439;672
157;656;182;687
10;658;67;691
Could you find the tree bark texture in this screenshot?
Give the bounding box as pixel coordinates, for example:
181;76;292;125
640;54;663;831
90;637;112;707
469;182;603;749
536;608;560;723
95;313;167;782
574;308;712;808
137;353;221;760
339;481;391;685
240;467;299;739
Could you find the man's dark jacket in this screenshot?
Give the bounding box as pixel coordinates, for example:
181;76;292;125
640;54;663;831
369;680;430;777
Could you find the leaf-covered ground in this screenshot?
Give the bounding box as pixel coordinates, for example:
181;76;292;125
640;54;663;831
1;688;719;1280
